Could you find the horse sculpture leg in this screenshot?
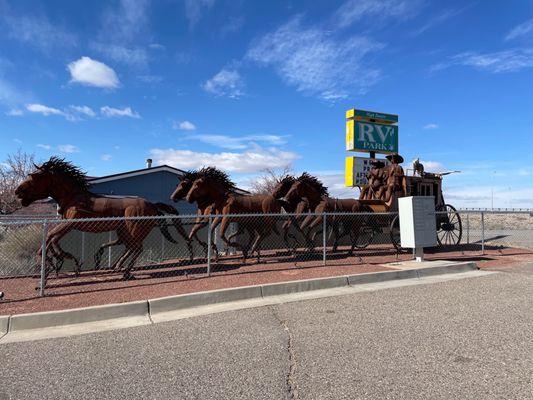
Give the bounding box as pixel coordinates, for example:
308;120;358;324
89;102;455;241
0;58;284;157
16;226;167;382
42;223;82;276
168;217;194;261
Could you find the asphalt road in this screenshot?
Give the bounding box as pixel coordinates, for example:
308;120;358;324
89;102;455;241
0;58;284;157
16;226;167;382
1;264;533;399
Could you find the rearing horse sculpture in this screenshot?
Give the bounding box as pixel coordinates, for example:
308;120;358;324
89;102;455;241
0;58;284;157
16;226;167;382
15;157;193;280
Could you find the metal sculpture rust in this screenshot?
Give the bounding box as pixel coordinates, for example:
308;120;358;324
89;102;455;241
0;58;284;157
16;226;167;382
14;157;193;279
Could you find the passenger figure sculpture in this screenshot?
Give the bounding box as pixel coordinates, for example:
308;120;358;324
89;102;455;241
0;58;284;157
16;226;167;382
360;160;386;200
379;153;406;204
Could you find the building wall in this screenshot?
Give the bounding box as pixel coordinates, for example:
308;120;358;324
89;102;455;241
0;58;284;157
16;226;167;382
89;170;197;215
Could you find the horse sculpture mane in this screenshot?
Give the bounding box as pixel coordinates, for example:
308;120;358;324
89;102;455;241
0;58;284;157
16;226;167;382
278;174;296;186
38;156;89;192
298;172;329;197
197;166;236;192
181;169;200;183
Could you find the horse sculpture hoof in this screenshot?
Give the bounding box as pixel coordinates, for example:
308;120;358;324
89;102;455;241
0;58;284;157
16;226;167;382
123;272;136;281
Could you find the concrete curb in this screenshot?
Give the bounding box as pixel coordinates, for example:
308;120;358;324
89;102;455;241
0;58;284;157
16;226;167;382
1;261;478;335
149;286;263;315
8;300;148;332
0;315;9;337
261;276;349;297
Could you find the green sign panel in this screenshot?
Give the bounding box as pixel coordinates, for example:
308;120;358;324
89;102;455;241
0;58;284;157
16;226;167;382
346;120;398;154
346;108;398;124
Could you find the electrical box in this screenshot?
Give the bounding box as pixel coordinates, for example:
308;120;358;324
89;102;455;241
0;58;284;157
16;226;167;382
399;196;437;248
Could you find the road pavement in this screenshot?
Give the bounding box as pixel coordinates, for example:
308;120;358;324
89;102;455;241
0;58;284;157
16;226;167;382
1;264;533;399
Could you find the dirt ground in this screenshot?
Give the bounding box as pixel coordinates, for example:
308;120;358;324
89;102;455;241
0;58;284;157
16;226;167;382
1;245;532;316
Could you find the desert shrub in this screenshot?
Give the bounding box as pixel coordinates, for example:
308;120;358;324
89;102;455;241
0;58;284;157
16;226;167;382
0;224;42;277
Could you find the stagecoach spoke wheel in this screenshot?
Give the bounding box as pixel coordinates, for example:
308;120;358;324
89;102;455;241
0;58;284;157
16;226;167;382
354;223;374;249
389;215;404;252
436;204;462;246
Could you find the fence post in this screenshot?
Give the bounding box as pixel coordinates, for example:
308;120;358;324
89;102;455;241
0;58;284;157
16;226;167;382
481;211;485;255
207;215;212;276
466;213;470;244
322;213;327;266
39;220;48;297
81;231;85;265
107;231;112;269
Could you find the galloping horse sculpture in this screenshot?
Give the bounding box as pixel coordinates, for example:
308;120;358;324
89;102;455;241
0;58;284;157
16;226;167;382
185;167;282;261
271;175;310;249
284;173;378;255
15;157;193;279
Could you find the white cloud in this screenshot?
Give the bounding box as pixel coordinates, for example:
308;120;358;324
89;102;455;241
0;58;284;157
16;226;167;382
149;43;165;50
68;105;96;118
173;120;196;131
150;145;299;173
25;103;96;121
423;123;439;130
412;8;465;36
444;186;533;208
58;144;79;153
420;160;446;173
138;75;163;84
100;0;150;43
91;43;148;67
184;0;215;28
0;3;77;51
202;69;244;98
333;0;423;28
67;57;120;88
37;144;51;150
26;103;63;116
433;49;533;73
505;18;533;41
101;154;112;161
189;134;287;150
6;108;23;116
247;17;383;101
100;106;140;118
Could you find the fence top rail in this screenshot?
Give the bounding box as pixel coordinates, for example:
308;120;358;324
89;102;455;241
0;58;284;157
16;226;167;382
0;211;401;225
459;208;533;214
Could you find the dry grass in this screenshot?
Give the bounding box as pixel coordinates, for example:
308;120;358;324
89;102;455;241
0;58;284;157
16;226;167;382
0;224;41;277
463;212;533;230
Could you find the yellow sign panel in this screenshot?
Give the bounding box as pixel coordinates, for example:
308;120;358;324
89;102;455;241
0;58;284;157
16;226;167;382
345;157;354;187
345;119;354;151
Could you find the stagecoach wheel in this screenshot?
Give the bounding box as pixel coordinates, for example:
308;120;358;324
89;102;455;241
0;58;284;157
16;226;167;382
354;223;374;249
389;215;403;252
436;204;462;246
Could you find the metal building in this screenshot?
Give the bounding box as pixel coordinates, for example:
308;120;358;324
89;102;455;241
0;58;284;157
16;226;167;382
87;160;249;215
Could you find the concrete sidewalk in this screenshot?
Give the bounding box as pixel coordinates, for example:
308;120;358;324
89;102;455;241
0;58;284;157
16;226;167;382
1;263;531;400
0;261;485;343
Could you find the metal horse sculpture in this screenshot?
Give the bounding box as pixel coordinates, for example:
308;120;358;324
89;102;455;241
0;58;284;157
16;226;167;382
185;167;282;262
170;169;213;256
284;173;373;255
15;157;193;280
271;175;311;250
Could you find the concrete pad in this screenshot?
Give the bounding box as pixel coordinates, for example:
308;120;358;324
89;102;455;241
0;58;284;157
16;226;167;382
149;285;263;315
416;261;477;277
261;276;349;297
347;269;418;285
9;300;149;332
0;315;9;337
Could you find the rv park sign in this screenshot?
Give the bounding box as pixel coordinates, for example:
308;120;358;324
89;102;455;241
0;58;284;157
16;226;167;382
345;108;398;154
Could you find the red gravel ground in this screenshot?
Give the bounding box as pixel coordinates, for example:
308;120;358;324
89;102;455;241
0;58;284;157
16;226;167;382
1;245;532;316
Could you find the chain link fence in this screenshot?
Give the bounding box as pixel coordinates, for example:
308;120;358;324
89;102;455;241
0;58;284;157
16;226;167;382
0;209;531;301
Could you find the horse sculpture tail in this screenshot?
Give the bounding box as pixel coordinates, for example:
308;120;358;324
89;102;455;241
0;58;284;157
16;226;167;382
154;202;194;260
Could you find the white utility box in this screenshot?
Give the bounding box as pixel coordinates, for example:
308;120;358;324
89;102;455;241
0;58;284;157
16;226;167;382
399;196;437;250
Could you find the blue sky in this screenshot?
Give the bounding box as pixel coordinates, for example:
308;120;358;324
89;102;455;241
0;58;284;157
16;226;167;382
1;0;533;207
